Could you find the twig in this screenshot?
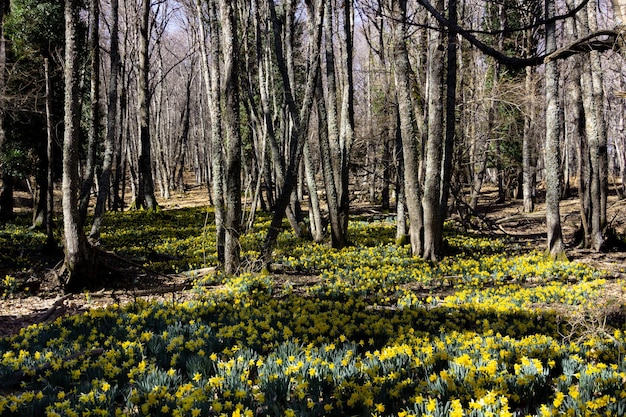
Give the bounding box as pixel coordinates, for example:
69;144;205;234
457;200;513;236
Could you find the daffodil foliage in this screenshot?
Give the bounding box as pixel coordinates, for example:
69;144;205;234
1;207;625;416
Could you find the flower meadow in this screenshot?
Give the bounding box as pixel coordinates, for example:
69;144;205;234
1;207;626;416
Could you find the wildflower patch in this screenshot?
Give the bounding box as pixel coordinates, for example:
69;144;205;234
0;209;624;416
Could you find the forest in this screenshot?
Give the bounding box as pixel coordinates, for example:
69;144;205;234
1;0;626;416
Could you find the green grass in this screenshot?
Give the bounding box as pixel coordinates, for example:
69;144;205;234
0;207;625;417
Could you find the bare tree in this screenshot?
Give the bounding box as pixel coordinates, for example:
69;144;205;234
0;0;10;221
137;0;158;211
522;67;538;213
194;0;225;264
439;0;457;225
571;0;608;251
544;0;565;259
260;0;324;266
587;0;608;239
390;0;423;256
219;0;242;274
91;0;120;240
43;56;56;250
62;0;96;290
78;0;101;226
422;0;446;261
338;0;355;247
319;0;346;248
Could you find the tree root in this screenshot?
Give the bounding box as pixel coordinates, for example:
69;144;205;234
48;245;201;296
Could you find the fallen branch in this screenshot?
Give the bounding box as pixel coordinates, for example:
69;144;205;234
95;247;174;281
181;267;217;277
37;293;73;323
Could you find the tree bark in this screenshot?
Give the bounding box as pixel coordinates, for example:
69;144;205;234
612;0;626;25
112;76;127;211
391;0;423;256
522;65;536;213
91;0;119;240
578;0;606;251
195;0;225;264
422;0;446;261
394;108;408;244
260;0;323;266
586;0;608;232
316;73;344;248
438;0;457;234
303;133;324;243
0;0;11;222
79;0;101;225
320;0;347;249
468;46;488;211
219;0;242;274
260;27;302;237
44;57;56;249
338;0;354;247
137;0;158;211
62;0;96;291
544;0;565;259
563;10;590;247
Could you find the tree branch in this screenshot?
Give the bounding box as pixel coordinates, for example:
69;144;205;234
545;30;620;62
413;0;606;69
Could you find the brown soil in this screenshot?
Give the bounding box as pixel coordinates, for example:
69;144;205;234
1;182;626;338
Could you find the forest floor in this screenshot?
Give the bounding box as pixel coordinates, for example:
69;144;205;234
2;181;626;338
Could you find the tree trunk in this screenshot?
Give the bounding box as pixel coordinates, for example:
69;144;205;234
422;0;446;261
137;0;158;211
152;58;168;200
612;0;626;25
62;0;96;291
260;0;323;266
338;0;354;246
195;0;225;264
578;3;605;251
320;0;347;249
172;72;192;193
395;109;408;244
438;0;457;232
316;75;344;248
219;0;242;274
112;78;127;211
522;65;536;213
586;0;608;232
381;134;391;211
44;57;56;249
0;0;11;222
32;169;47;229
562;6;590;248
303;131;324;243
468;47;489;211
262;54;302;237
79;0;100;225
391;0;423;256
544;0;565;259
91;0;119;240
